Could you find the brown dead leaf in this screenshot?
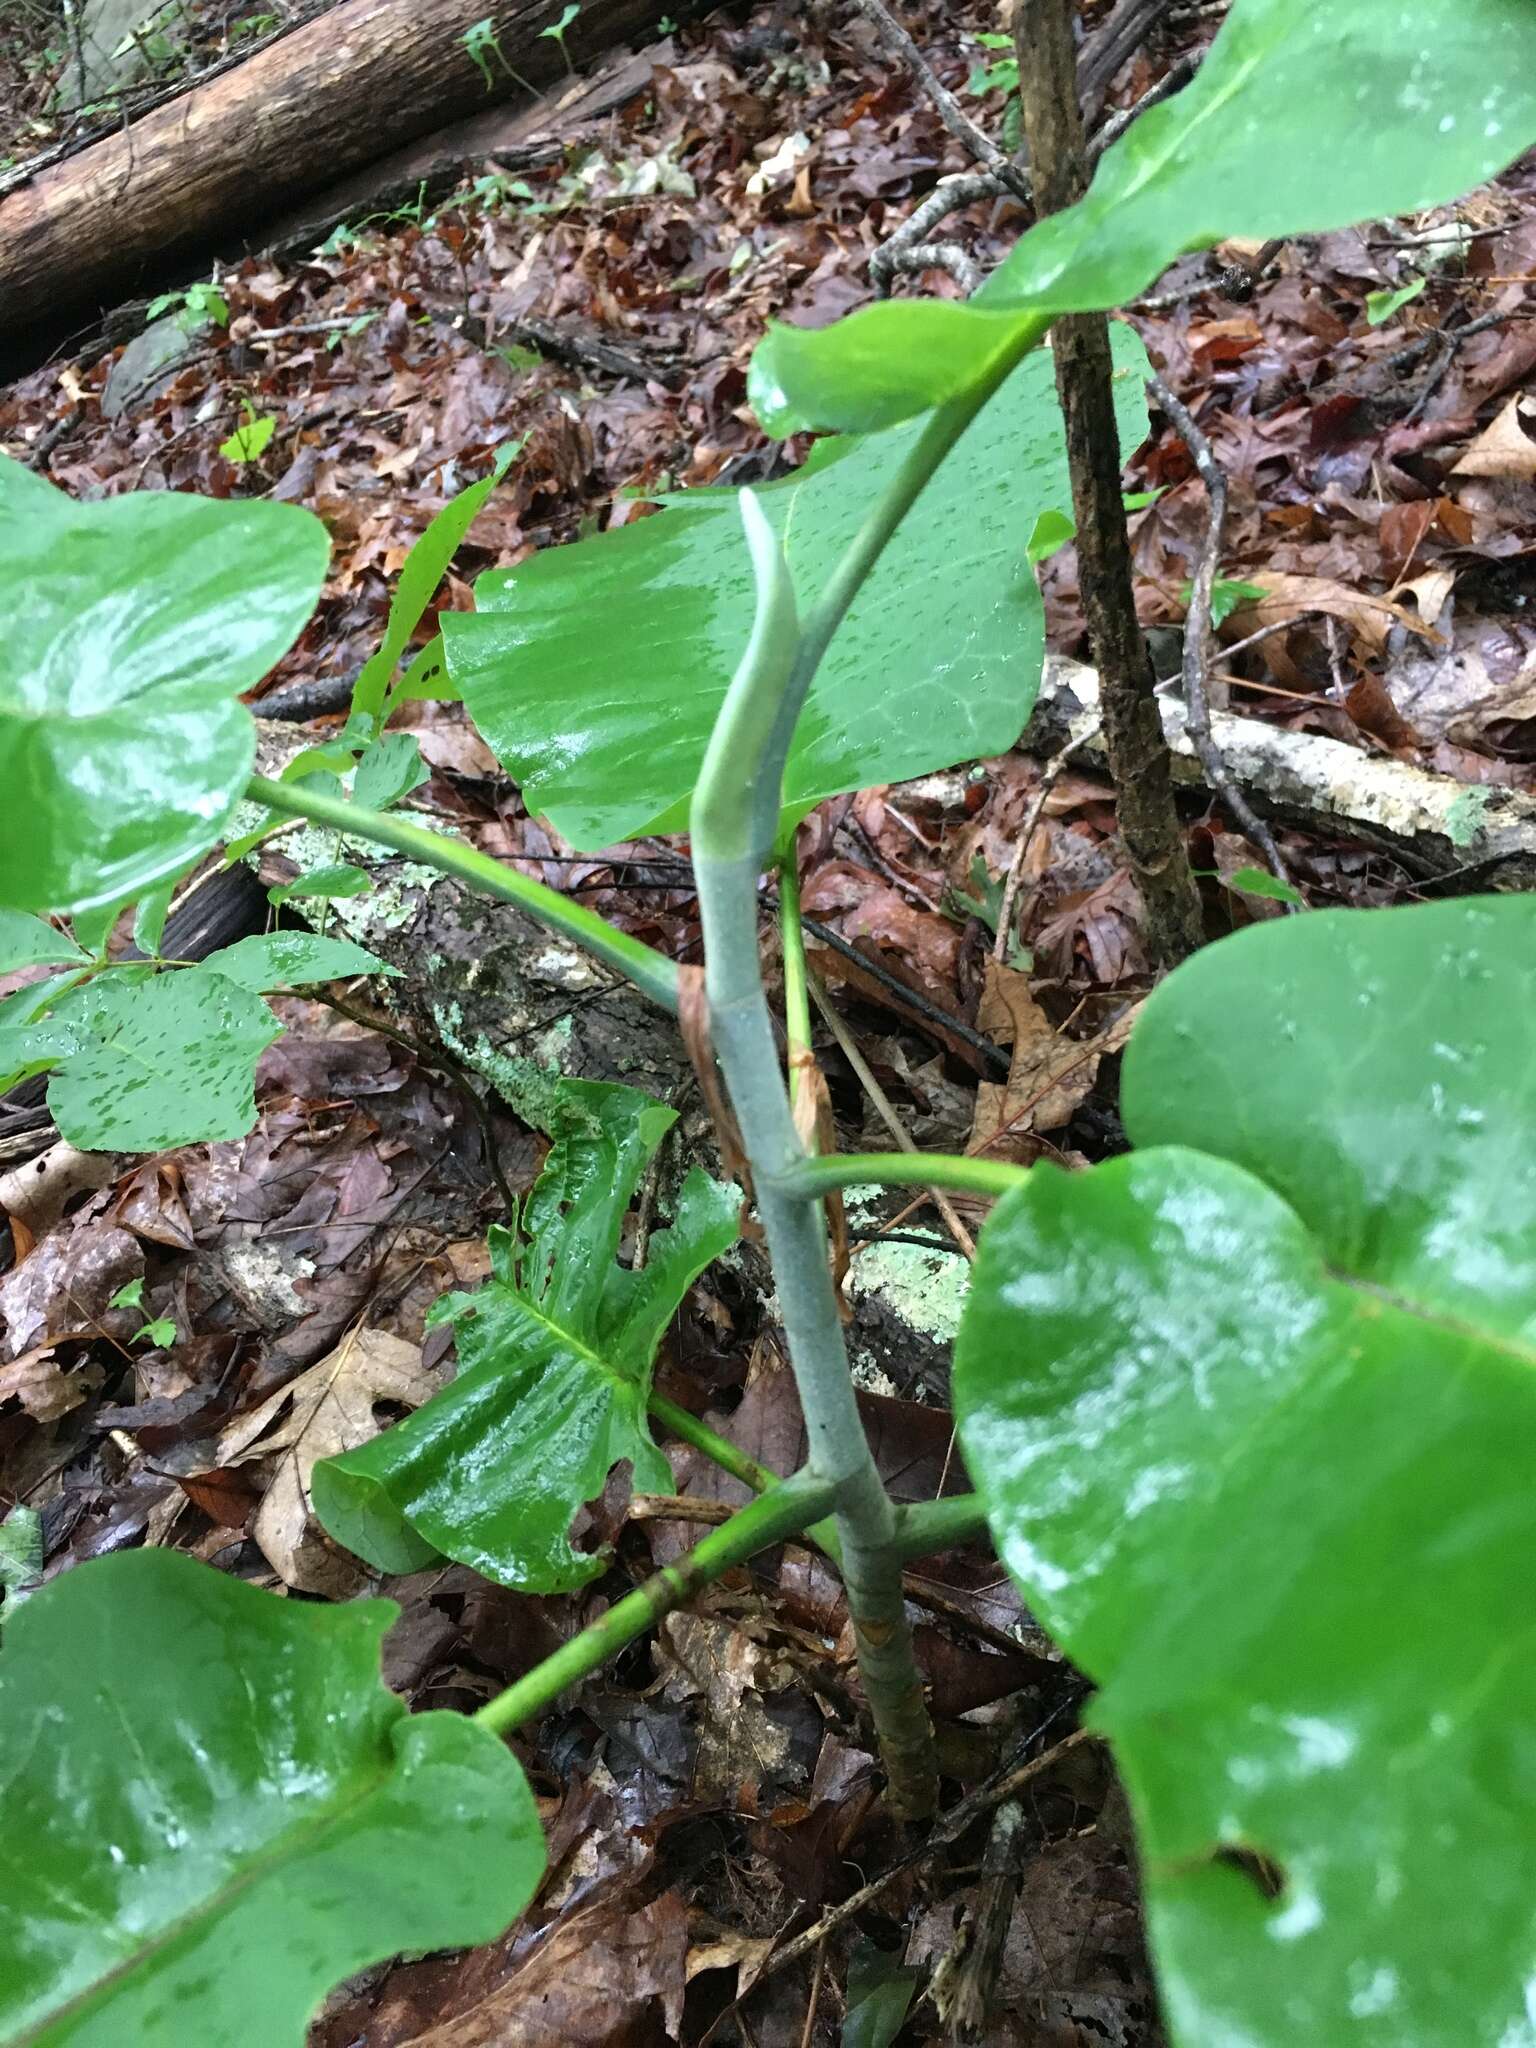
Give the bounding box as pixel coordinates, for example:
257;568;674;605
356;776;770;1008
971;962;1101;1154
1228;571;1435;655
401;1889;689;2048
212;1327;443;1595
0;1344;101;1421
657;1607;807;1807
1452;394;1536;480
1387;618;1536;748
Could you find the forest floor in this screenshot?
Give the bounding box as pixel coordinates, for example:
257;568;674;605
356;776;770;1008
3;1;1536;2041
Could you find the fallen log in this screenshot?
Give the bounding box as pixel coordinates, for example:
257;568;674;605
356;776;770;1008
0;0;686;368
1026;654;1536;887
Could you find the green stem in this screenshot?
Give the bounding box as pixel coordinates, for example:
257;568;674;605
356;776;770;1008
745;312;1054;864
647;1392;782;1497
245;774;679;1016
893;1494;991;1562
777;843;813;1113
474;1472;833;1736
782;1153;1028;1202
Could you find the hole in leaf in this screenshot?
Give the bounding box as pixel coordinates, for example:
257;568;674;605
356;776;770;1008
1212;1842;1288;1901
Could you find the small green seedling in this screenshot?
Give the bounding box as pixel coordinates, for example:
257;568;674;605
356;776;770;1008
540;1;580;75
146;277;229;332
218;400;276;465
966;30;1021;150
1180;574;1267;626
463;14;537;94
1365;275;1429;324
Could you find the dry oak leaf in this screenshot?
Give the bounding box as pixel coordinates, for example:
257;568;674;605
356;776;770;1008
213;1327;443;1596
0;1344;101;1421
1227;571;1436;655
970;962;1130;1157
1451;393;1536;480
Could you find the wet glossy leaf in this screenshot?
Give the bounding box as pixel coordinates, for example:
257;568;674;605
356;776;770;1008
0;454;330;913
352;732;428;811
35;968;282;1151
268;864;371;906
0;911;86;973
445;329;1149;849
314;1080;739;1588
0;1548;544;2047
201;931;395;990
955;898;1536;2046
750;0;1536;432
351;438;522;727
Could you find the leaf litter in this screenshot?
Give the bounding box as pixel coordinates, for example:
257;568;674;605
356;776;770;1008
5;0;1536;2038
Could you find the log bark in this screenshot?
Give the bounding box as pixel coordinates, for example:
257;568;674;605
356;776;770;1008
0;0;682;361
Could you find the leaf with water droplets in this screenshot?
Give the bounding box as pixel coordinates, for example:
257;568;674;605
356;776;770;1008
955;898;1536;2045
444;327;1150;849
314;1079;740;1588
0;1548;544;2047
200;931;396;991
38;968;283;1152
0;454;329;915
751;0;1536;432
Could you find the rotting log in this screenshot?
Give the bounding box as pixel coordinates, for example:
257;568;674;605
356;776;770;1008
0;0;688;367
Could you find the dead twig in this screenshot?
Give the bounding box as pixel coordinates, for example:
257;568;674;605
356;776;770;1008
1088;48;1197;159
853;0;1031;199
1147;370;1295;894
752;1725;1095;1989
870;172;1008;295
807;971;976;1259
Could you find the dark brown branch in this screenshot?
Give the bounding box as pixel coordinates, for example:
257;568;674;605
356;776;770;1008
1015;0;1203;967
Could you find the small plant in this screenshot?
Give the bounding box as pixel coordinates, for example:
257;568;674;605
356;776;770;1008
965;29;1021;152
229;10;280;39
218;398;276;464
462;13;536;95
145;276;229;331
4;6;1536;2043
539;0;580;76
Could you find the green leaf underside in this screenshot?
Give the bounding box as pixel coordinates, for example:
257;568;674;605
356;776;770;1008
0;910;88;973
954;899;1536;2045
748;0;1536;433
7;969;282;1151
0;1550;544;2048
0;456;330;915
444;328;1150;850
201;931;395;990
314;1080;740;1589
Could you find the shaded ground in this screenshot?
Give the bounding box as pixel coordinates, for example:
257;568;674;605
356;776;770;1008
3;1;1536;2040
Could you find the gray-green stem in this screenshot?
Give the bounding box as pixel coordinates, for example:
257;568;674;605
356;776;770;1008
785;1152;1029;1202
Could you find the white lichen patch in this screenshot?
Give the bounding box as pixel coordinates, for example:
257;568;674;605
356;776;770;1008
433;996;571;1129
222;1240;314;1321
844;1237;970;1347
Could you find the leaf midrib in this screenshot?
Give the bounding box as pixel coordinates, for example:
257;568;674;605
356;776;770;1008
11;1749;393;2046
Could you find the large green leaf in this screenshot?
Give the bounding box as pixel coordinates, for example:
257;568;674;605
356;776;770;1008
444;329;1150;849
0;1548;544;2047
3;967;282;1151
200;930;395;990
0;456;330;914
954;898;1536;2045
750;0;1536;434
0;911;87;974
314;1080;740;1588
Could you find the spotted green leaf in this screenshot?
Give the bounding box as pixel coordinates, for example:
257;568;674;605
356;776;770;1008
955;897;1536;2045
201;931;395;990
16;967;282;1152
445;326;1150;849
0;910;87;974
750;0;1536;433
0;455;329;912
314;1080;740;1588
0;1548;543;2047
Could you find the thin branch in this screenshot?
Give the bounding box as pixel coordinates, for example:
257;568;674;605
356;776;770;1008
807;970;976;1258
877;241;984;295
870;172;1006;294
1145;372;1295;893
1088;48;1197;159
853;0;1032;199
